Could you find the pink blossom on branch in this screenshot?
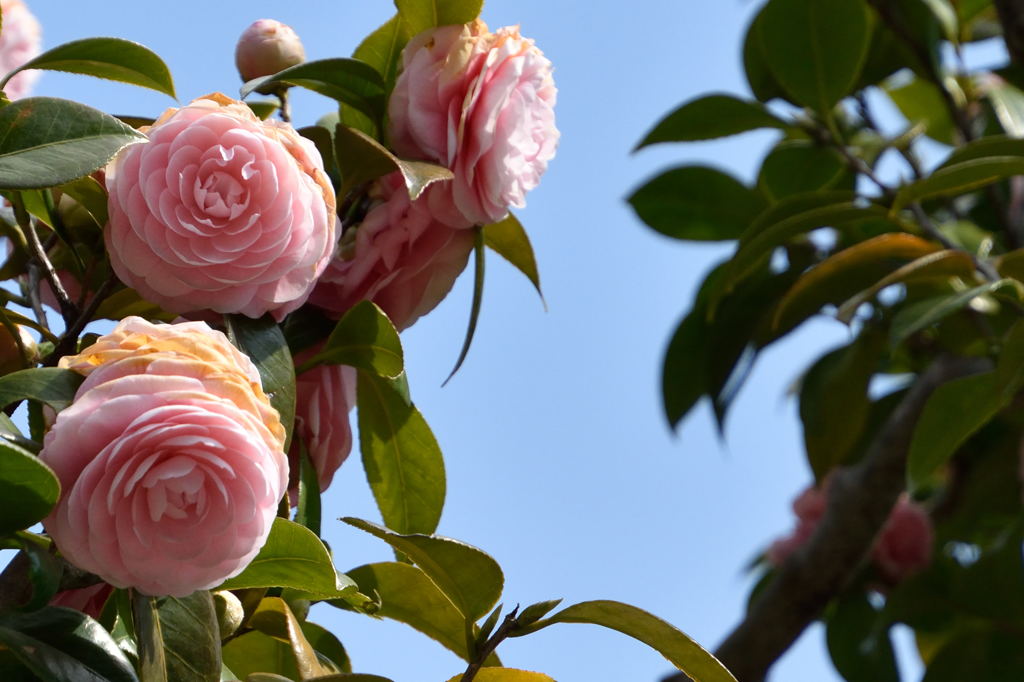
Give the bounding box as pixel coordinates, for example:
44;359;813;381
389;19;559;228
105;93;336;321
0;0;41;100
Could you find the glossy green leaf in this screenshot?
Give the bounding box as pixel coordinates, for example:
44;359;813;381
220;518;358;600
0;440;59;535
353;14;410;89
300;622;351;674
799;332;882;479
343;518;503;623
757;142;848;200
241;59;386;121
893;157;1024;211
0;367;83;411
223;631;299;681
248;598;328;680
303;300;403;378
758;0;871;113
333;124;452;199
512;600;736;682
93;286;176;323
345;562;471;660
133;592;221;682
985;82;1024;137
628;166;765;241
3;533;62;612
825;592;899;682
0;607;138;682
443;228;484;384
942;135;1024;166
225;314;295;451
393;0;483;34
772;233;943;334
634;94;786;149
2;38;175;97
357;371;446;535
295;447;322;537
59;175;108;227
0;98;147;190
890;279;1020;346
483;212;544;305
445;670;554;682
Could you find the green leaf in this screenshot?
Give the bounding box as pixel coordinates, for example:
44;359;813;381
353;14;410;89
295;447;322;537
799;332;882;479
300;622;351;674
343;518;504;623
445;670;554;682
220;518;357;600
483;212;544;305
921;0;959;44
240;59;386;121
333;124;452;199
0;98;147;190
662;297;713;428
758;0;871;113
133;592;221;682
889;279;1020;346
2;38;175;98
246;101;279;120
757;142;848;200
826;592;899;682
0;367;83;411
893;157;1024;211
628;166;766;241
303;300;403;378
224;314;296;452
0;607;138;682
985;82;1024;138
2;533;62;612
59;175;109;227
886;76;957;145
356;371;446;535
345;562;472;660
743;8;790;103
511;600;736;682
0;440;59;535
443;228;484;385
942;135;1024;166
248;598;328;680
634;94;786;149
393;0;483;34
223;631;299;681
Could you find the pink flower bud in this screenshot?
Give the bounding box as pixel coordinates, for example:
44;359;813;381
872;496;934;583
235;19;305;82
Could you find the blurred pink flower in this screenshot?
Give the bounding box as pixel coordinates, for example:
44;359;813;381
49;583;113;620
0;0;41;100
872;495;934;583
389;19;558;227
308;172;474;330
105;93;336;320
235;19;305;82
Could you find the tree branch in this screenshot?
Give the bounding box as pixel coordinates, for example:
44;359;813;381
662;355;989;682
996;0;1024;71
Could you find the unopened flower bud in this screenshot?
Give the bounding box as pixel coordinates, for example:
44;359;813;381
213;590;245;640
235;19;305;82
0;324;35;375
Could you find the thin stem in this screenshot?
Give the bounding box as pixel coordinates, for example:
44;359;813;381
460;607;520;682
12;197;77;324
42;275;116;367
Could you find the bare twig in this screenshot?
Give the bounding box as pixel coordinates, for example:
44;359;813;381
460;607;520;682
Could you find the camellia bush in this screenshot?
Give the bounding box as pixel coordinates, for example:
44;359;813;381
631;0;1024;680
0;1;743;681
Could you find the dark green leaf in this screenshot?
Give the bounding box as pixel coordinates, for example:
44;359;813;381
634;94;786;149
662;298;712;429
743;8;789;102
443;228;484;384
3;533;62;612
357;372;445;535
483;212;544;305
893;157;1024;210
343;518;503;623
921;0;959;43
886;76;957;145
0;440;59;535
303;300;403;378
826;592;899;682
942;135;1024;166
393;0;483;34
628;166;765;241
0;367;83;411
353;14;410;90
3;38;175;98
0;98;147;190
344;562;472;660
296;447;322;537
511;600;736;682
0;607;138;682
225;314;295;451
133;592;221;682
921;629;1024;682
890;279;1020;346
240;59;386;121
333;124;452;199
758;0;871;113
757;142;848;200
220;518;358;600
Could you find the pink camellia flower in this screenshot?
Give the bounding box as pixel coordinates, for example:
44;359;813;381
105;93;336;321
0;0;41;100
41;317;287;597
289;347;356;493
308;172;474;330
872;495;934;583
235;19;306;82
389;19;559;228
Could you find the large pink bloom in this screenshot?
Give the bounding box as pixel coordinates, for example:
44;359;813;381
105;93;336;320
0;0;41;100
308;173;474;330
290;347;356;493
389;20;558;227
42;318;287;597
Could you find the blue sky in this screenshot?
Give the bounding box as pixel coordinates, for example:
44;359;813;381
16;1;923;680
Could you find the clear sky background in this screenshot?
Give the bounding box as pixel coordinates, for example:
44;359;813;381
17;1;932;680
